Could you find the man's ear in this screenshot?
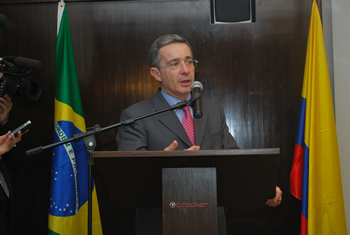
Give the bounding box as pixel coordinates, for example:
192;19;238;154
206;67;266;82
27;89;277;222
150;67;162;82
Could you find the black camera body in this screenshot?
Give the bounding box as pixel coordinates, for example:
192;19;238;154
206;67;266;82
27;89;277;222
0;56;42;100
0;74;41;100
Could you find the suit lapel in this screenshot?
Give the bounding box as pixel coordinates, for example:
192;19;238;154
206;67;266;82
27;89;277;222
153;90;192;147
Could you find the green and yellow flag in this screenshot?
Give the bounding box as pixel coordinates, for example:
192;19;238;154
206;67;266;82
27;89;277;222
48;2;103;234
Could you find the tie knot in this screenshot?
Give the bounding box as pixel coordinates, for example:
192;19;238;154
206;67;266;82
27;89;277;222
183;106;191;113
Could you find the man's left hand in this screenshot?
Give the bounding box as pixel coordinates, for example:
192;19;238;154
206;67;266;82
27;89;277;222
266;186;282;207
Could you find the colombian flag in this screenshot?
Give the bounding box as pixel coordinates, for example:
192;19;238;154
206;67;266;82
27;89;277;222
290;1;347;235
48;2;103;234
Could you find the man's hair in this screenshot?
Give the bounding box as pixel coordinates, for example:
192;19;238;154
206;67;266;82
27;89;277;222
149;34;193;68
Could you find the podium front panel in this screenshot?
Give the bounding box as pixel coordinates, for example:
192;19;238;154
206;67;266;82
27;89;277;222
162;168;218;234
92;149;279;208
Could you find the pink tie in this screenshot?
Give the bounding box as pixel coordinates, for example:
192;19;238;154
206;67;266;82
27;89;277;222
182;106;195;145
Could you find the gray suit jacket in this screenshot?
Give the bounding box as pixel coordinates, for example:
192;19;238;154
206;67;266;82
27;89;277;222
116;88;238;151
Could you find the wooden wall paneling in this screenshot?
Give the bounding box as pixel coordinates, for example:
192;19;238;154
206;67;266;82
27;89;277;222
0;0;313;233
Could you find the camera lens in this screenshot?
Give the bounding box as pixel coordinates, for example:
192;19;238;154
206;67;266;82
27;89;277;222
0;74;42;100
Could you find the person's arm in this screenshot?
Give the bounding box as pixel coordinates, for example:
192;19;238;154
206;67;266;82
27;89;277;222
116;108;149;151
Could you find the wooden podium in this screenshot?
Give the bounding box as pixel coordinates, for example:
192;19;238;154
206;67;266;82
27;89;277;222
92;148;279;234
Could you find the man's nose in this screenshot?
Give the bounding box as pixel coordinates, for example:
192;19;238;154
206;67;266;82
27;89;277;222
179;62;190;74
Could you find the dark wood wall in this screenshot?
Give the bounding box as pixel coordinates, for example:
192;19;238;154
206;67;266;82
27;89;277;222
0;0;312;234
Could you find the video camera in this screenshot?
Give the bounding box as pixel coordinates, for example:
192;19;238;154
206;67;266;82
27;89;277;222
0;56;42;100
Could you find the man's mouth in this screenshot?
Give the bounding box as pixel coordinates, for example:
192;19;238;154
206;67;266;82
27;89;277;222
179;79;192;86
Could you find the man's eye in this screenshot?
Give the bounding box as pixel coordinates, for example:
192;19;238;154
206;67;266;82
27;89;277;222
170;62;178;67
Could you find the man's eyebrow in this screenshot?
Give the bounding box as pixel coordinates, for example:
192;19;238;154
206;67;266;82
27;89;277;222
167;58;180;64
167;56;192;64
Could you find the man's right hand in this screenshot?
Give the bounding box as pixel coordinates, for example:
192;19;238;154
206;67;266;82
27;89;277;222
164;140;200;151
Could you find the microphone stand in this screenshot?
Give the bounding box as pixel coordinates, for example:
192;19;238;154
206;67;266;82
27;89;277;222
26;100;190;235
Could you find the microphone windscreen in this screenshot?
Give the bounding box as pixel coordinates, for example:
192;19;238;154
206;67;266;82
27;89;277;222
14;56;42;70
0;14;6;27
191;81;203;91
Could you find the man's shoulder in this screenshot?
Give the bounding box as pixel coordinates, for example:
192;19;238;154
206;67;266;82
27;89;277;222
126;96;155;109
122;96;154;115
202;96;221;108
120;90;163;118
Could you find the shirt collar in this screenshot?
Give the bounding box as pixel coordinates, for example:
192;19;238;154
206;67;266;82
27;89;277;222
160;89;191;106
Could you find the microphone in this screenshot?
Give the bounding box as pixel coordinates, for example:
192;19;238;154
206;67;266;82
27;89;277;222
190;81;203;119
0;56;42;70
0;14;6;27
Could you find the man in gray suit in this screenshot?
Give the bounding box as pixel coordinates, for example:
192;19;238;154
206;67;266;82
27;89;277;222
116;34;239;152
116;34;282;234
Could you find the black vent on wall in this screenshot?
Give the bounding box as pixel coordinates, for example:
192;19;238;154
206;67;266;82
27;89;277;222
210;0;256;24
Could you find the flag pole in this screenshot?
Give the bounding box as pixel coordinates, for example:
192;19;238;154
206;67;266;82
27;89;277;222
316;0;322;23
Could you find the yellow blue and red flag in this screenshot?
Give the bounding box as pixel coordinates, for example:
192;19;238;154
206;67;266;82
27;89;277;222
290;1;347;234
48;1;103;234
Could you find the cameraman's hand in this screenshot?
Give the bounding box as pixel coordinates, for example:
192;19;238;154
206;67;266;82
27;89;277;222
0;94;13;125
0;74;13;125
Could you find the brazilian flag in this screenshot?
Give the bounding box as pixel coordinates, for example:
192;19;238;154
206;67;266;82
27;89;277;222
48;2;103;234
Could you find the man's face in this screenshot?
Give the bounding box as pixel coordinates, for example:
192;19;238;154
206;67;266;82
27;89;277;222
150;43;195;100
